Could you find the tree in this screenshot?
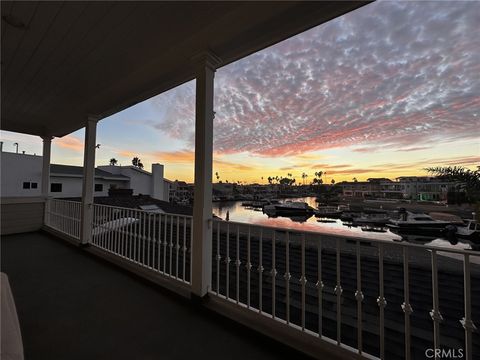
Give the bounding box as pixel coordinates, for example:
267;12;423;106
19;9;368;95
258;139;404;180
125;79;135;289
109;158;118;166
301;172;308;185
132;157;144;169
215;172;220;182
352;177;358;182
331;179;336;185
425;166;480;203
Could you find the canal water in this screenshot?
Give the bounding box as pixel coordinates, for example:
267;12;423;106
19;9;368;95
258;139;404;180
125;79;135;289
212;197;478;255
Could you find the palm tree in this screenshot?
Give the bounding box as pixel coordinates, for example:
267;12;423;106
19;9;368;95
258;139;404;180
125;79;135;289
352;177;358;182
215;172;220;182
109;158;118;166
425;166;480;202
331;179;336;185
132;157;144;169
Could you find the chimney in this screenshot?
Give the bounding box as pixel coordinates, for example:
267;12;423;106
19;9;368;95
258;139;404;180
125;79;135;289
152;163;165;201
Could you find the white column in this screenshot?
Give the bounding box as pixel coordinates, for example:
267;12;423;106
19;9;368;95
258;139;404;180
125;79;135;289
191;52;221;297
41;136;53;198
80;116;99;245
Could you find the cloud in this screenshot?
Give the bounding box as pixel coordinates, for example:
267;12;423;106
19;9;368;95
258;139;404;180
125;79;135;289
54;135;84;152
147;1;479;157
153;150;195;163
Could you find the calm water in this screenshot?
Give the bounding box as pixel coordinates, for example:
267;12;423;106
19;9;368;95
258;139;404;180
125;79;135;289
212;197;478;257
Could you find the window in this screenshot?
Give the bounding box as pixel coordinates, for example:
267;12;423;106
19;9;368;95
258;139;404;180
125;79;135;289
95;184;103;192
31;182;38;189
23;182;30;189
51;183;62;193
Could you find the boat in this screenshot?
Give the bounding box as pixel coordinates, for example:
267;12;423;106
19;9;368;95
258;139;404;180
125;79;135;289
361;225;387;233
315;205;349;218
353;209;390;226
387;211;452;233
263;201;315;215
444;219;480;241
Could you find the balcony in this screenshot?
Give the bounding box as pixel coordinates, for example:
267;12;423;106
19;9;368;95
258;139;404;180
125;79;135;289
4;199;478;359
1;231;309;360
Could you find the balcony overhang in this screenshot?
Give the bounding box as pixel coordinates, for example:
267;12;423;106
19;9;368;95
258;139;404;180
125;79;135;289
1;1;370;137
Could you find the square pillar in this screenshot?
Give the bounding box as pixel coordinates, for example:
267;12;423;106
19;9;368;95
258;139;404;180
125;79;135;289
80;116;99;245
191;52;221;297
41;136;53;198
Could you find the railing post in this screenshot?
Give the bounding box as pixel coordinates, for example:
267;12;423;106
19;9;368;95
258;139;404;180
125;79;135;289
41;136;53;224
80;116;99;245
191;51;221;297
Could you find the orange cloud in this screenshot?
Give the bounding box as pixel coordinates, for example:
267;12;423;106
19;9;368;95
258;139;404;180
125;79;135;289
153;150;195;163
213;159;254;171
118;150;137;158
54;135;84;152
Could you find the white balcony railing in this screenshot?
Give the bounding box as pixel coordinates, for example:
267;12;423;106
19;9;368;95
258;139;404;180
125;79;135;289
45;199;81;240
210;219;479;360
91;203;192;284
44;199;479;360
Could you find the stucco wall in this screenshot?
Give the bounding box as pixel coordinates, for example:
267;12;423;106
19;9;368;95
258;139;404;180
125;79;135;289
1;152;42;197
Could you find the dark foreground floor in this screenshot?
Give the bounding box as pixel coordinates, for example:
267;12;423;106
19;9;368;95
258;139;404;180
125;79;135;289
1;232;311;360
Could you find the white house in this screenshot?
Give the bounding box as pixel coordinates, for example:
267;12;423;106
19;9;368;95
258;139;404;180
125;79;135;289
1;151;170;200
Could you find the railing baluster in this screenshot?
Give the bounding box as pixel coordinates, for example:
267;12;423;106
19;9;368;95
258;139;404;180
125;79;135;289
461;254;476;360
300;233;306;331
402;247;413;360
147;213;151;267
271;230;276;319
258;228;264;313
142;212;146;265
377;243;386;359
225;223;230;300
183;216;187;281
190;217;193;284
157;214;162;272
355;240;364;354
335;239;343;345
316;238;323;337
176;216;180;279
168;215;173;277
285;231;290;324
247;225;251;309
236;225;240;304
216;221;221;295
430;249;443;354
163;215;167;273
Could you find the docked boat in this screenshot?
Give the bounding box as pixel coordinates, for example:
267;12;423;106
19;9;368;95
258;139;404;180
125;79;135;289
263;201;315;215
444;219;480;241
387;211;452;233
315;204;349;218
353;209;390;226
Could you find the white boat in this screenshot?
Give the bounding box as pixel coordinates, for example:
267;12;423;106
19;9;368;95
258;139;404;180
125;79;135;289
387;211;451;232
353;210;390;226
445;219;480;241
264;201;314;215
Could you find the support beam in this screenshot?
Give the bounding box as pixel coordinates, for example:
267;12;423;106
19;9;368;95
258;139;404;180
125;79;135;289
41;136;53;198
191;52;221;297
80;116;99;245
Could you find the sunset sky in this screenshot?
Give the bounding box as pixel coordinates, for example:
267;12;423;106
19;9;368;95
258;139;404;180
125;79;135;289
1;1;479;184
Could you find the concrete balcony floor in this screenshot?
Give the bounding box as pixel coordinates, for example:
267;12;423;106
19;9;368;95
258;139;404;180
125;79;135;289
1;232;311;360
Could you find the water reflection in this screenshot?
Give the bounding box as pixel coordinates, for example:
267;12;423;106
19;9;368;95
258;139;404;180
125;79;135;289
213;197;402;241
212;197;479;253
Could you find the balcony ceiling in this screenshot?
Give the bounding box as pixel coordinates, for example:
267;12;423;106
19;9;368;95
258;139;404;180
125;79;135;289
1;1;368;137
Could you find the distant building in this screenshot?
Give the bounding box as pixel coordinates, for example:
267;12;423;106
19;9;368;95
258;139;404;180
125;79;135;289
340;176;461;201
169;180;194;202
1;151;170;201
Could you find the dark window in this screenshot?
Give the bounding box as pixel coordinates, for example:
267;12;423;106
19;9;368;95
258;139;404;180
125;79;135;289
23;182;30;189
95;184;103;192
51;183;62;193
31;182;38;189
